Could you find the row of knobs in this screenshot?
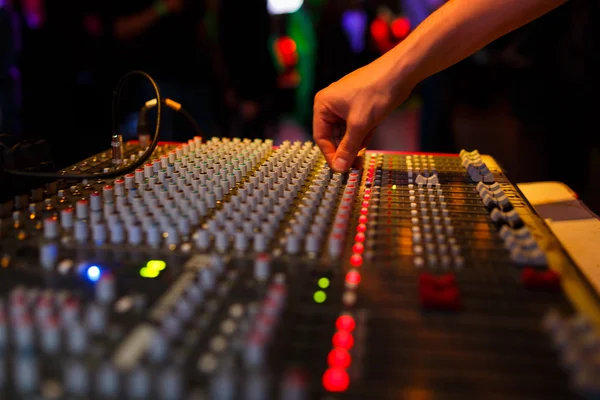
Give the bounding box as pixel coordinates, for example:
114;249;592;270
460;149;494;183
39;140;340;270
462;151;546;267
542;310;600;396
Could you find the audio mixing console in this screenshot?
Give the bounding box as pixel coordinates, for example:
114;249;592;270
0;137;599;399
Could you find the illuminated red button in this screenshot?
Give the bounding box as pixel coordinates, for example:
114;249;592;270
356;224;367;233
323;367;350;392
361;201;369;207
349;254;363;267
358;215;368;224
360;208;368;215
336;314;356;332
354;233;365;242
363;194;371;200
332;330;354;349
419;272;456;290
364;188;371;194
328;348;351;368
352;243;364;254
419;286;461;311
345;270;361;286
521;268;561;290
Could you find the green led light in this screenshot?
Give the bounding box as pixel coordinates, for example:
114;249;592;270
313;290;327;303
146;260;166;271
318;277;330;289
140;267;160;278
140;260;166;278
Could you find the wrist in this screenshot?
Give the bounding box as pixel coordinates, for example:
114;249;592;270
384;42;423;101
152;0;169;18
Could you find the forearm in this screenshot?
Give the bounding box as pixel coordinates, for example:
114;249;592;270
385;0;567;91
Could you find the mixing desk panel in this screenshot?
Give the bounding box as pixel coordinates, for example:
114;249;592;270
0;137;599;399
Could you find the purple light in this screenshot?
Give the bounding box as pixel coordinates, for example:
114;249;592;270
341;9;367;54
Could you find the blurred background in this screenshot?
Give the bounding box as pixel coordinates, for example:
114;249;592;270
1;0;599;211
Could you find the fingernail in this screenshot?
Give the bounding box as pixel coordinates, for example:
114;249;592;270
333;157;348;172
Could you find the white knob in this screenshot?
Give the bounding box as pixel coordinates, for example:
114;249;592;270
43;216;59;239
74;220;89;243
254;254;270;282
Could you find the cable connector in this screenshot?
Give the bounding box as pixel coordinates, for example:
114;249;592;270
111;134;124;166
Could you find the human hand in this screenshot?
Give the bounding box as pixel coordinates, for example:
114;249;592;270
313;58;413;172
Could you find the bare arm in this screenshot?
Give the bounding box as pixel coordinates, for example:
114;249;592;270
386;0;568;93
313;0;569;172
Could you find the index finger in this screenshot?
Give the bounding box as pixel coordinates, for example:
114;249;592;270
313;111;339;168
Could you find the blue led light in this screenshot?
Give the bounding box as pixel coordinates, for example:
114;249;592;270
86;265;101;282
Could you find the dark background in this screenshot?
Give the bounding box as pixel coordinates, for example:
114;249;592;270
1;0;599;211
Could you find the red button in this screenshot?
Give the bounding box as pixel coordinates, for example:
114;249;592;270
521;268;561;290
328;348;351;368
332;330;355;349
349;254;363;267
323;367;350;392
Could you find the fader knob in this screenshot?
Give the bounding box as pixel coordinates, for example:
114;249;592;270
96;363;119;397
76;199;89;219
157;367;184;400
305;234;320;253
253;232;267;252
92;222;107;245
74;220;89;243
127;367;151;399
40;317;61;353
96;273;115;304
43;216;59;239
286;235;301;255
149;332;170;362
254;254;271;282
60;207;74;229
90;192;102;211
14;355;39;393
64;360;89;395
146;223;162;247
67;323;88;354
194;228;210;250
127;223;143;245
234;231;248;251
215;230;228;252
110;222;125;244
40;243;58;270
85;303;106;334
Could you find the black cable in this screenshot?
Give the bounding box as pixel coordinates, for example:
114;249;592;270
138;98;203;139
4;70;162;180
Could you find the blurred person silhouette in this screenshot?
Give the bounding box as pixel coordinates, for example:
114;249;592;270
0;0;22;136
212;0;276;139
102;0;212;141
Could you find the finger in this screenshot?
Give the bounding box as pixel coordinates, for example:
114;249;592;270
332;123;365;172
313;111;338;167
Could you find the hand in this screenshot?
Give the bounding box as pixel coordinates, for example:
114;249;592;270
313;58;413;172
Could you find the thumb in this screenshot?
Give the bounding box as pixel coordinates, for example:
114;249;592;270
332;119;368;172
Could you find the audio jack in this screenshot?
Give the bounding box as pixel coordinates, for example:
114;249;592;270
137;98;203;148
